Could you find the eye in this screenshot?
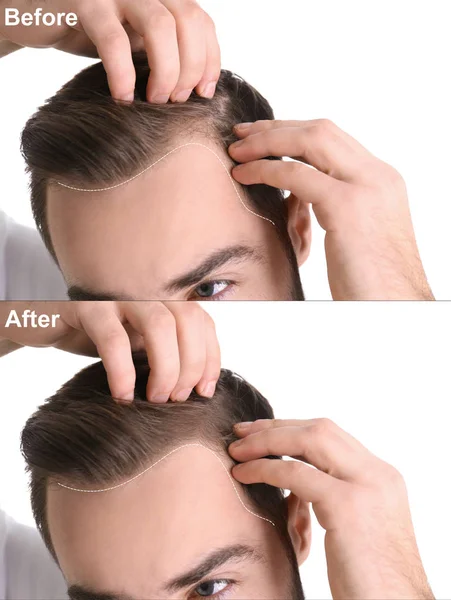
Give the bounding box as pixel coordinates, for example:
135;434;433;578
193;281;230;299
194;579;230;597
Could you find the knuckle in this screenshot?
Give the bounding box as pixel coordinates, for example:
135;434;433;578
253;419;272;432
382;462;405;488
77;300;114;321
254;119;271;129
179;302;204;323
311;417;335;436
286;459;303;477
179;1;205;23
96;330;127;354
271;119;287;129
203;311;217;332
147;307;176;332
203;11;217;32
385;165;406;188
147;9;176;32
315;118;337;131
100;329;124;344
102;28;125;46
284;160;302;177
77;0;102;19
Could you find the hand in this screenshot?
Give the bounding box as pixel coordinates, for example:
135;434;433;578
0;301;220;403
0;0;220;103
229;419;433;600
229;120;433;300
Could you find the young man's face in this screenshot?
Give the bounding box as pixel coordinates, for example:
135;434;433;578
47;445;304;600
46;143;309;301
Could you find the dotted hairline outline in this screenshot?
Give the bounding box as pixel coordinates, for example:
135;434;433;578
55;142;275;227
56;443;276;528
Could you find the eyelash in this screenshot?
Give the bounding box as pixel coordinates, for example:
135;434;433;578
188;578;236;599
189;280;236;301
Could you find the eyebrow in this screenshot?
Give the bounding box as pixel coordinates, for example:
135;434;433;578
67;585;132;600
67;544;262;600
67;244;265;300
164;543;263;592
164;244;265;294
67;288;132;301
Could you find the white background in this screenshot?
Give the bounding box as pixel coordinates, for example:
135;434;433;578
1;0;451;299
1;302;450;599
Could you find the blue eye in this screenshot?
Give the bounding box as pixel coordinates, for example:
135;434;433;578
195;579;229;597
194;281;229;298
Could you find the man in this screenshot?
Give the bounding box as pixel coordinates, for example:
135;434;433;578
11;354;432;600
0;1;433;301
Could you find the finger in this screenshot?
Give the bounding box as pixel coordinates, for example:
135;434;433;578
233;119;370;156
122;303;180;403
233;158;347;211
162;1;210;102
234;418;365;454
165;303;208;401
195;311;221;398
229;421;370;481
233;458;339;504
229;126;362;181
76;303;136;402
232;159;351;231
234;418;320;438
124;1;180;103
79;7;136;101
195;12;221;99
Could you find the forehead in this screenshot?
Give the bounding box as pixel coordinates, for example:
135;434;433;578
47;446;271;595
46;142;276;292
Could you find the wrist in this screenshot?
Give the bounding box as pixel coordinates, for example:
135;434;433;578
326;233;434;301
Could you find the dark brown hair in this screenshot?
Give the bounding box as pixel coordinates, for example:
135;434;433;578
21;53;304;299
21;354;304;599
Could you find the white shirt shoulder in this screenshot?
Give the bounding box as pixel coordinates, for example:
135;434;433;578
0;211;67;301
0;509;68;600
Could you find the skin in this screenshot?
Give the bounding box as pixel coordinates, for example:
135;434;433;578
0;301;221;402
47;445;310;600
230;419;434;600
0;0;221;102
47;142;309;301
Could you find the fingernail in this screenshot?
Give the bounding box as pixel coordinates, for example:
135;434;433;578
235;422;252;432
173;89;192;103
151;394;169;403
201;381;216;398
230;439;243;448
200;81;217;99
151;94;170;104
124;93;135;103
235;122;252;131
122;392;135;402
173;388;192;402
230;139;244;149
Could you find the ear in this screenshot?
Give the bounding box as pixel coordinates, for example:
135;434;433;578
286;492;311;566
286;194;312;267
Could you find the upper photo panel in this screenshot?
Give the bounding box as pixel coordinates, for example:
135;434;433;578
1;0;449;301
